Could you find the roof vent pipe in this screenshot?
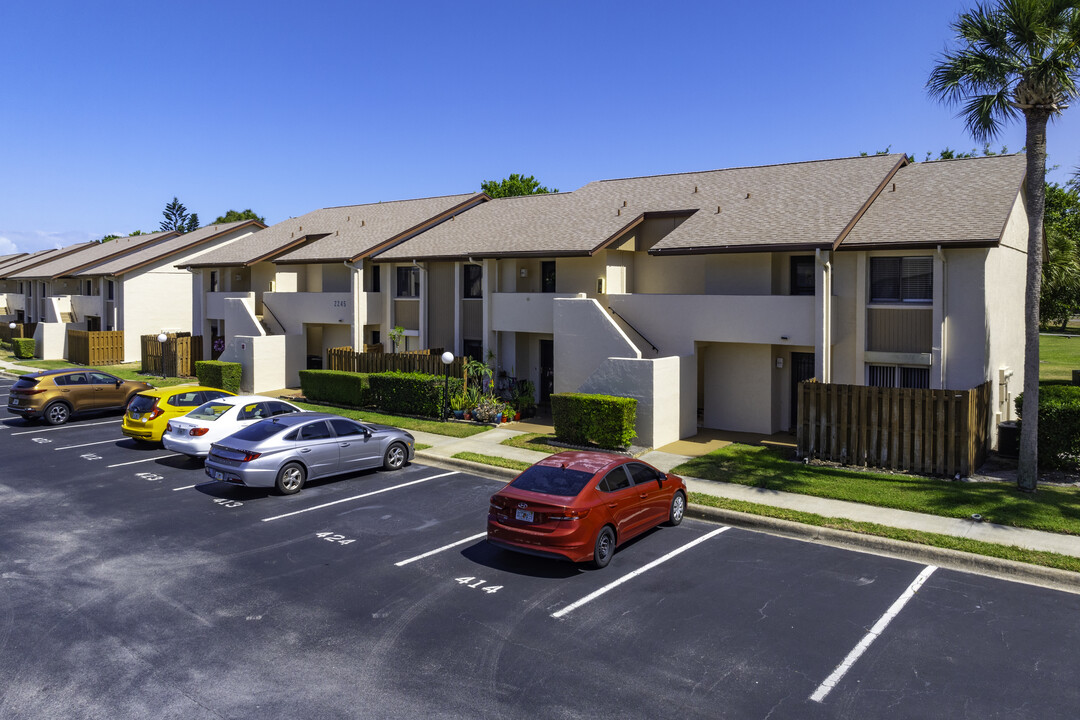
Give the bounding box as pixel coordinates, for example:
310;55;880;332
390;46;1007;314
716;206;721;214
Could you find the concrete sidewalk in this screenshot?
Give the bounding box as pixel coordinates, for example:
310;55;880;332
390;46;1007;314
409;419;1080;565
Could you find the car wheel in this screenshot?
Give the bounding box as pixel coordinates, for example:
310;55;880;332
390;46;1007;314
591;526;616;569
43;402;71;426
668;491;686;526
383;443;407;471
275;462;306;495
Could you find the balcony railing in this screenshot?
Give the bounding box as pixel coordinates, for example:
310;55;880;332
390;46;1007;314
491;293;578;334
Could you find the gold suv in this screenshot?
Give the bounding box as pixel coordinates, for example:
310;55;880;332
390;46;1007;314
7;369;153;425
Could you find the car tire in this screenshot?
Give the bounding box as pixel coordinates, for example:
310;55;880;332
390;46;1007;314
43;402;71;426
275;462;306;495
591;526;616;569
668;491;686;526
383;442;407;471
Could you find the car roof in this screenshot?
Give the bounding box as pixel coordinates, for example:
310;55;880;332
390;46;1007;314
21;368;95;379
205;394;295;406
260;412;340;428
535;451;630;475
136;386;235;399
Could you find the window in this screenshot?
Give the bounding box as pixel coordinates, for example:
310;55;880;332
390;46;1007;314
396;266;419;298
790;256;815;296
330;418;366;437
463;264;483;299
107;280;115;301
598;467;631;492
371;330;381;346
209;271;218;292
626;463;662;487
54;372;88;386
85;280;92;296
166;392;204;407
299;420;332;440
870;257;932;303
371;265;381;293
867;365;930;389
90;372;119;385
237;403;269;421
541;261;556;293
508;465;593;497
266;401;299;416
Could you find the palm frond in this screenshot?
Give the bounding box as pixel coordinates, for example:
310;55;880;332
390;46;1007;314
960;91;1018;142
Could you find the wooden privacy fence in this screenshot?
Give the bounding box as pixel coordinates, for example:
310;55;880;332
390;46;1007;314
1;323;27;342
328;346;464;377
141;334;203;377
67;330;124;366
797;381;992;478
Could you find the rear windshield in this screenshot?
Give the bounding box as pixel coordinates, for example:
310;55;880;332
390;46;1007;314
509;465;594;497
230;420;289;443
128;395;157;414
14;377;39;389
188;402;233;421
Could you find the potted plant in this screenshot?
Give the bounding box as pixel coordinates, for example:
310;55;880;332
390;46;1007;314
450;392;466;420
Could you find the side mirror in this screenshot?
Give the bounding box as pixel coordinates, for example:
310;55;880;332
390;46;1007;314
115;380;122;387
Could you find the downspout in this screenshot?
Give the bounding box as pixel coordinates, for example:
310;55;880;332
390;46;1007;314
935;244;947;386
816;248;832;382
413;259;426;350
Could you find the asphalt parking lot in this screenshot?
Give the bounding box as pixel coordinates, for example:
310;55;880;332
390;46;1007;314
3;379;1080;719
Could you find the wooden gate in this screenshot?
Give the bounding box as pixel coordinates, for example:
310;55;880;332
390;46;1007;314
67;330;125;366
797;381;992;477
141;334;203;377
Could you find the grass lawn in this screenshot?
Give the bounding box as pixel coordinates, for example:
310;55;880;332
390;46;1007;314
451;452;530;472
672;444;1080;536
293;401;492;438
500;432;560;454
1039;334;1080;383
1;350;192;388
689;492;1080;574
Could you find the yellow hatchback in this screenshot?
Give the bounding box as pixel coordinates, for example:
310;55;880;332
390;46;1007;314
122;386;236;442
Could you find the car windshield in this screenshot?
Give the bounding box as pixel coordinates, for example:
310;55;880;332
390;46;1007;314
509;465;594;497
230;420;289;443
188;402;234;421
128;395;157;414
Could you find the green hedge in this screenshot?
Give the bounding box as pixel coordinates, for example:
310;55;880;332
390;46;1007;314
195;360;242;394
1016;385;1080;470
300;369;463;419
551;393;637;449
299;370;372;407
12;338;35;359
369;371;463;418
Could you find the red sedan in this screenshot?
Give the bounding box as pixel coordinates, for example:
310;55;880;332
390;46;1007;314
487;451;688;569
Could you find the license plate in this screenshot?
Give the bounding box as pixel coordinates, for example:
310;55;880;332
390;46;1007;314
515;509;534;522
214;470;224;481
9;399;18;406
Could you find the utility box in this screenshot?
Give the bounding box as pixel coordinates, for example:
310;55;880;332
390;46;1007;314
998;421;1019;458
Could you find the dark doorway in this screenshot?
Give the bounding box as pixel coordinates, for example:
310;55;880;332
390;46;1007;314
539;339;554;402
85;316;101;332
790;352;815;431
541;261;556;293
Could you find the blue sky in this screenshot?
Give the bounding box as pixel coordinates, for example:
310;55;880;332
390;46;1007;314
2;0;1077;256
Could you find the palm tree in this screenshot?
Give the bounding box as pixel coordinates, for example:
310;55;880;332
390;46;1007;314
928;0;1080;492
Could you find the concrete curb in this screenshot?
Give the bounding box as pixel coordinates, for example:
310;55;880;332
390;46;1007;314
414;451;519;482
686;505;1080;596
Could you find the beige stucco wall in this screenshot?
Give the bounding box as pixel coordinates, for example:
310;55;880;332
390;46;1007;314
701;342;774;433
984;193;1028;435
427;261;455;350
577;355;683;447
119;266;197;361
553;296;640;395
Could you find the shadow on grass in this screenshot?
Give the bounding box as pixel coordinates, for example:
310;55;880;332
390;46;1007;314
673;443;1080;535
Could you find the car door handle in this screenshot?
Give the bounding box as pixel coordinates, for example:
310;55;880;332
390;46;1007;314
299;448;311;453
340;443;350;447
608;503;618;508
639;493;648;499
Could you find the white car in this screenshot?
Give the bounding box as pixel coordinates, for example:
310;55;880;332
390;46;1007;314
162;395;306;458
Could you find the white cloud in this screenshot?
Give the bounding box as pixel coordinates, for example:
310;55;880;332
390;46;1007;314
0;229;104;255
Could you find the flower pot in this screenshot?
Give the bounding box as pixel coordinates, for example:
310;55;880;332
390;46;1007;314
454;410;464;420
514;412;521;421
464;412;471;421
495;413;503;424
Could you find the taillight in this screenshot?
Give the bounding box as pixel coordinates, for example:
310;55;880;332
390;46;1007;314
189;427;210;436
165;422;173;432
548;508;590;521
147;399;163;420
239;451;261;462
19;389;45;395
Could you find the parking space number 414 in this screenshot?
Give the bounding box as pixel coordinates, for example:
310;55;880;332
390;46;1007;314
455;577;502;594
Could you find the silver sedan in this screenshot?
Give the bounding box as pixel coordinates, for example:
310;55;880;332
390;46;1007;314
203;413;416;495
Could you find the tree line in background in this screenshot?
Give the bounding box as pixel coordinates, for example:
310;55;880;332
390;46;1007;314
98;200;265;242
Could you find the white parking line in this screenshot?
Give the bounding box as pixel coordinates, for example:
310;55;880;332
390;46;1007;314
395;532;487;567
54;439;124;450
809;565;937;704
172;482;214;491
261;470;459;522
107;455;178;468
551;526;729;619
11;419;121;435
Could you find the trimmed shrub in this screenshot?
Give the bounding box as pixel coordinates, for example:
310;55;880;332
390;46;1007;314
551;393;637;449
1016;385;1080;470
368;371;463;418
12;338;35;359
300;370;372;407
195;360;242;394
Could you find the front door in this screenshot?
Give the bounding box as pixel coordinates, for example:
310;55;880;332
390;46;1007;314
790;352;815;432
539;339;554;403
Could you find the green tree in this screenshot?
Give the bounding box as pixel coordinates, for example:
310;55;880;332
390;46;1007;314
480;173;558;198
160;197;200;233
928;0;1080;492
1041;181;1080;327
212;209;266;224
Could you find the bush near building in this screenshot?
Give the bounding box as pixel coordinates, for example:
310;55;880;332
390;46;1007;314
12;338;35;359
551;393;637;449
1017;385;1080;470
195;361;242;394
300;369;463;419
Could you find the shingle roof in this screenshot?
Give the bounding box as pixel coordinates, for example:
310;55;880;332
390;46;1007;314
376;155;907;260
183;193;484;268
75;221;264;277
840;154;1027;248
0;252;26;267
9;231;179;280
0;243;99;279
